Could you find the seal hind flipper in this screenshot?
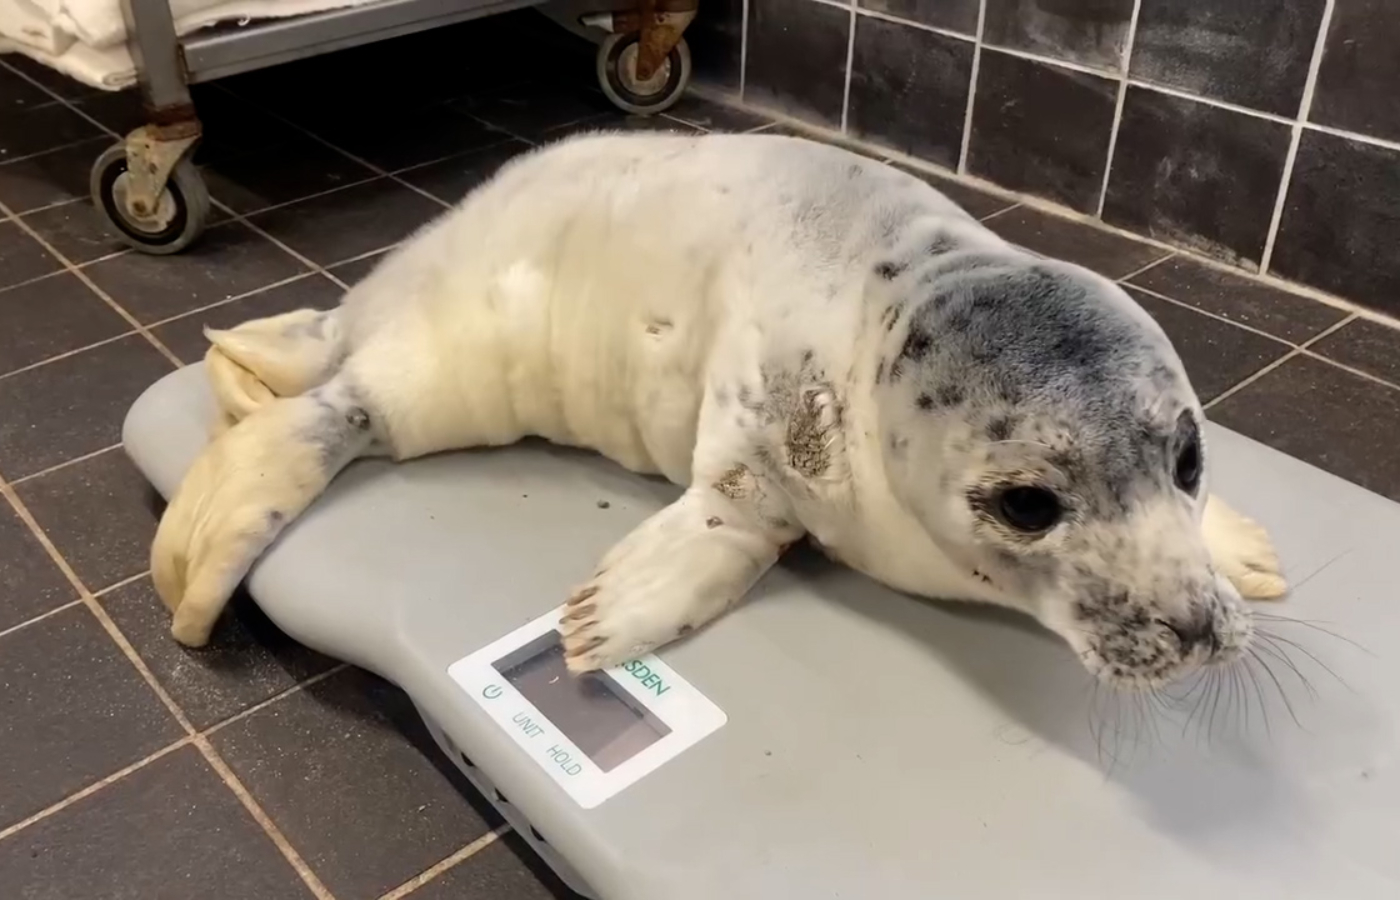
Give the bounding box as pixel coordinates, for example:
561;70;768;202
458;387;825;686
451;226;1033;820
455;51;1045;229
152;374;376;646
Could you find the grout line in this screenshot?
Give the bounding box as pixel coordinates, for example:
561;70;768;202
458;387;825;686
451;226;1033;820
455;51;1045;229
1125;77;1295;126
0;736;194;843
976;202;1021;222
92;569;154;598
0;203;183;368
1204;313;1357;410
0;330;137;383
204;664;351;737
1260;0;1335;274
0;134;107;171
0;598;85;641
0;265;78;299
957;0;988;174
1124;282;1299;346
1299;347;1400;394
854;6;977;43
375;827;511;900
839;3;857;135
212;83;456;212
980;41;1118;79
0;268;325;384
209;196;355;292
1113;249;1175;284
1095;0;1143;218
1305;120;1400;154
0;473;337;899
738;0;750;101
9;443;122;485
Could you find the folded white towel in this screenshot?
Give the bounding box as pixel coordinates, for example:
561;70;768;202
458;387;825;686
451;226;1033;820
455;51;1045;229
1;0;379;92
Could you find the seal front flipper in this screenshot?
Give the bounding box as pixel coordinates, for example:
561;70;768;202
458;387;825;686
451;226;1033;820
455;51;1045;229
559;461;804;674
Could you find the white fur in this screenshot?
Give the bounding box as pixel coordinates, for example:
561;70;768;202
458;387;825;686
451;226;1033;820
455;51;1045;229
152;131;1286;673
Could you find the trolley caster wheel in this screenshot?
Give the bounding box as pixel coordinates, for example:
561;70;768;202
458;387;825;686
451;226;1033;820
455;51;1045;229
596;32;691;116
90;142;210;255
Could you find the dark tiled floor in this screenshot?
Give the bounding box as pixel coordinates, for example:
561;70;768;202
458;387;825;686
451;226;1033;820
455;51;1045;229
2;11;1400;900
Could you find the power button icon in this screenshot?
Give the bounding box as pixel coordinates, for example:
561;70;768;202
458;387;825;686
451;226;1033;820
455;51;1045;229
482;684;503;700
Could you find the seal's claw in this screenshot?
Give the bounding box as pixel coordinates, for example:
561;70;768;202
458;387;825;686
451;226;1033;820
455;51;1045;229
1203;494;1288;601
557;487;792;674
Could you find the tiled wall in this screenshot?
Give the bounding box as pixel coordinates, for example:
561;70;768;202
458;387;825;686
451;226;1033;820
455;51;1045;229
686;0;1400;318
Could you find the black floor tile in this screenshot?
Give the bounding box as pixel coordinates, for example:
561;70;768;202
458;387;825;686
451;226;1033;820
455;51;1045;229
83;221;308;324
1269;129;1400;318
248;178;444;267
0;335;173;479
1126;257;1346;343
1126;287;1291;403
0;745;315;900
886;162;1018;220
327;251;391;287
1103;87;1291;268
103;579;339;730
0;138;107;214
1129;0;1327;117
688;0;746;91
0;604;182;827
152;273;343;364
745;0;852;128
408;833;580;900
847;14;974;169
858;0;980;35
1210;355;1400;502
982;0;1134;70
2;55;101;101
0;219;61;289
665;94;771;132
20;201;128;265
1309;318;1400;387
69;89;145;138
983;206;1166;278
0;66;49;110
16;448;160;592
397;142;532;207
204;138;378;215
306;105;510;172
0;102;100;160
0;501;74;634
1310;0;1400;144
0;272;129;375
451;83;618;142
967;49;1117;212
211;667;499;900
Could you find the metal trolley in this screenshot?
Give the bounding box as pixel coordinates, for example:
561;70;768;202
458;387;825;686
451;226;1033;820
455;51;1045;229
93;0;699;254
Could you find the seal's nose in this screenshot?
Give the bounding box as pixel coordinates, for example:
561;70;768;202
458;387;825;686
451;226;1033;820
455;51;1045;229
1167;611;1218;656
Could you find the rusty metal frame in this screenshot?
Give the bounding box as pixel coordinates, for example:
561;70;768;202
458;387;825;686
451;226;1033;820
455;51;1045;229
607;0;699;81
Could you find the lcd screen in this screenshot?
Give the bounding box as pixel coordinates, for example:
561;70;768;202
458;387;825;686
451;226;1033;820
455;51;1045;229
493;631;671;772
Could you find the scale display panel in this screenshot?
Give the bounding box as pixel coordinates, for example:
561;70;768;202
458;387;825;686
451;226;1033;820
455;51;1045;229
448;605;727;808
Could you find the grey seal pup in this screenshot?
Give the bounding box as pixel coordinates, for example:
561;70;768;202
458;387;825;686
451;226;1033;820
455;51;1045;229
149;131;1287;687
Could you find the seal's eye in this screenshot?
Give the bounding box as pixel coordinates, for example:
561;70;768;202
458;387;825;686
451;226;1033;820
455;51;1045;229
1175;434;1202;494
996;487;1062;533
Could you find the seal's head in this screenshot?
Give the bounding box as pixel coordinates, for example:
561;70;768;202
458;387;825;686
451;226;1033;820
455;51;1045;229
875;251;1249;689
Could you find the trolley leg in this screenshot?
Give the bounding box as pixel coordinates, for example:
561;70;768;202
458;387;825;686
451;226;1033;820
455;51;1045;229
90;0;210;254
118;0;201;219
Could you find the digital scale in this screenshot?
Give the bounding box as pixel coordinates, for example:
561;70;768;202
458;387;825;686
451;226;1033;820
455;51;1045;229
124;365;1398;900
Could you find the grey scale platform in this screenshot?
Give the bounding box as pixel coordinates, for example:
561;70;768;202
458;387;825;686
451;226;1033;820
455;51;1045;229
122;362;1399;900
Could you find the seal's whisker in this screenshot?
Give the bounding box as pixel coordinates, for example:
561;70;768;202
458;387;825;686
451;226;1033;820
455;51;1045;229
1248;646;1305;730
1253;634;1320;700
1256;628;1352;692
1252;613;1371;655
1240;655;1272;738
